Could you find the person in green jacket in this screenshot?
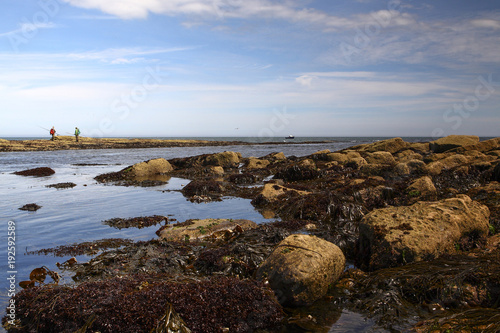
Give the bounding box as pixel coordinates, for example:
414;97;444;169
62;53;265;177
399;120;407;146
74;127;81;142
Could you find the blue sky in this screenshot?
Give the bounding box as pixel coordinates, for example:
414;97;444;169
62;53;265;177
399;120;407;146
1;0;499;138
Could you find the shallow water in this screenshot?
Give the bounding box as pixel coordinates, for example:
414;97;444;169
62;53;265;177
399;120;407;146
0;138;391;332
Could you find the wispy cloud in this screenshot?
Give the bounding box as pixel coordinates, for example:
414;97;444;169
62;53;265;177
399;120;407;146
0;22;57;37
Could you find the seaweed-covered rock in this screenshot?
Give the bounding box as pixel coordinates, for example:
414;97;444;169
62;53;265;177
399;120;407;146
13;167;55;177
129;158;173;177
19;203;42;211
245;158;270;169
181;180;225;200
430;135;480;153
203;151;240;168
274;163;320;181
353;137;409;154
254;183;310;203
157;218;258;242
46;182;77;189
358;195;490;270
257;234;345;306
364;151;396;165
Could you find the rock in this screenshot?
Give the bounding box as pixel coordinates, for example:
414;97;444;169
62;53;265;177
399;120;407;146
406;176;437;200
13;167;55;177
426;161;444;175
408;142;430;153
430;135;480;153
256;234;345;306
129;158;173;177
257;183;310;202
274;163;320;181
358;195;490;270
394;163;410;176
207;166;224;175
439;154;470;170
246;158;270;169
492;163;500;182
359;163;393;177
203;151;241;168
46;182;77;189
406;159;427;175
326;153;348;164
355;137;409;154
263;152;286;161
453;137;500;153
181;180;225;199
395;150;423;163
364;151;396;165
19;203;42;211
158;218;258;242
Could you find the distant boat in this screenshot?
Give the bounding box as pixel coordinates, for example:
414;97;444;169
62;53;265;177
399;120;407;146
285;135;295;139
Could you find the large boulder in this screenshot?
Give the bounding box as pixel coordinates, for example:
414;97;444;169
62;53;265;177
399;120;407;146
202;151;240;168
129;158;173;177
430;135;480;153
256;234;345;306
453;137;500;153
358;195;490;270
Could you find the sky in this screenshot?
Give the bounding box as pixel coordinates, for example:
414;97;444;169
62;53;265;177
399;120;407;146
0;0;499;138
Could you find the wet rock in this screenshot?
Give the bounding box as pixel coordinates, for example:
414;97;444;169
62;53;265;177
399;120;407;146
256;234;345;306
19;203;42;211
158;218;258;242
430;135;480;153
181;180;226;200
253;183;310;203
245;158;270;169
491;162;500;182
46;182;76;189
95;158;172;186
13;167;55;177
203;151;240;168
344;251;500;331
103;215;168;230
358;195;490;270
129;158;173;177
274;163;321;181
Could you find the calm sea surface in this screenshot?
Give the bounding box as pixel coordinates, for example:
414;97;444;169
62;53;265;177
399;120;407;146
0;137;440;332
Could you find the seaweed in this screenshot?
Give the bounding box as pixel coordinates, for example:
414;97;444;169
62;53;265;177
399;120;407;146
3;275;283;333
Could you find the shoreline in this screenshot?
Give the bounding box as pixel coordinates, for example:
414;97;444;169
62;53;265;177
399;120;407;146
0;136;334;152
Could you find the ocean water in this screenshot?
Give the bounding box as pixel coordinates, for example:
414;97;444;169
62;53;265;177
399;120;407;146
0;137;419;332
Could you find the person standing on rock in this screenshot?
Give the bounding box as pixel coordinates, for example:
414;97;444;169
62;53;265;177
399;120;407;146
49;127;56;141
74;127;81;142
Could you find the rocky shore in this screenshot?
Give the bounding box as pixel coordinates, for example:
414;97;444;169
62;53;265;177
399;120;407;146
0;136;329;152
4;135;500;332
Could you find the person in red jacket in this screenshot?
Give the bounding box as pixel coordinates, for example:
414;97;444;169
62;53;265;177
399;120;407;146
49;127;56;141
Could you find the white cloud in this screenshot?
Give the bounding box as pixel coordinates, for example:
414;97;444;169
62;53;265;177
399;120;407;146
470;19;500;29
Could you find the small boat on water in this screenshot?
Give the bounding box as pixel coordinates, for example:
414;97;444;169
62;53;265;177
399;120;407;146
285;135;295;139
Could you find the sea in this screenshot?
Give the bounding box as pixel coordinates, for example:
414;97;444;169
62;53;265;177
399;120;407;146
0;136;464;332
